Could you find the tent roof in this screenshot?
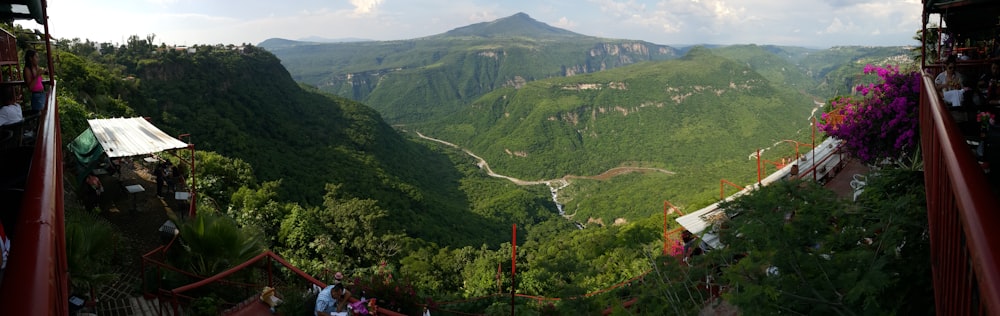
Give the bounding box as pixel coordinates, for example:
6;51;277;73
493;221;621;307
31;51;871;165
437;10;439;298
87;117;188;158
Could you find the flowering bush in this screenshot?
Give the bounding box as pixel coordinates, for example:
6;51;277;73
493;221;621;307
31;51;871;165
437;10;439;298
819;65;921;164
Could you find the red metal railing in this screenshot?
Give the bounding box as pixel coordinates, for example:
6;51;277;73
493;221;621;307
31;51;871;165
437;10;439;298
919;71;1000;315
0;83;67;315
142;249;407;316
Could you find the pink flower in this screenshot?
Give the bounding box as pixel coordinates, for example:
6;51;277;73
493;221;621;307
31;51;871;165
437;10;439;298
820;65;919;164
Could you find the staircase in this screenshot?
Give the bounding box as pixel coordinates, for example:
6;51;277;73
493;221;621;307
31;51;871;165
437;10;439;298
88;266;183;316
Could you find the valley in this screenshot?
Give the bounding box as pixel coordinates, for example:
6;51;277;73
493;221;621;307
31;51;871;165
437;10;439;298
48;11;918;315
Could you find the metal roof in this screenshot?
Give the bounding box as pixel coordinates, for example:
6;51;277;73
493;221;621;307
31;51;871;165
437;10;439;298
923;0;1000;35
87;117;188;158
0;0;43;24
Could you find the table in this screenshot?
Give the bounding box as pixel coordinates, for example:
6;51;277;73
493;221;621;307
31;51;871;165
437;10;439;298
174;191;191;217
143;157;158;164
124;184;144;213
158;220;178;243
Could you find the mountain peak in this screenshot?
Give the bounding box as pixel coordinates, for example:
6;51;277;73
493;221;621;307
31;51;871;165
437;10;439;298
438;12;583;39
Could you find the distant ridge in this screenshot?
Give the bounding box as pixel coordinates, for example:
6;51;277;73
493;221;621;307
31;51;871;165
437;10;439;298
433;12;584;39
258;37;371;49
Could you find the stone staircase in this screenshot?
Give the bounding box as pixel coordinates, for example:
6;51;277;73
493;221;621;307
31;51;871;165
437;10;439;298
86;265;183;316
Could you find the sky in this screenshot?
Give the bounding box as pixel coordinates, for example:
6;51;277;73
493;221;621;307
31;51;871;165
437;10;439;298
23;0;923;48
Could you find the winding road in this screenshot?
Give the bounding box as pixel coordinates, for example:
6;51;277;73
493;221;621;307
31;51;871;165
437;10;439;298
414;132;675;187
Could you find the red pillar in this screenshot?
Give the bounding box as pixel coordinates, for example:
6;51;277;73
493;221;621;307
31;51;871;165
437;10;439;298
511;224;517;316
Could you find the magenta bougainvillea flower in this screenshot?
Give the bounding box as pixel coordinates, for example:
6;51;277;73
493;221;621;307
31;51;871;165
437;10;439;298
819;65;920;164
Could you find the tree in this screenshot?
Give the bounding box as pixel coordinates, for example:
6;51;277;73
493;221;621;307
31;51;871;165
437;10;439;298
278;184;405;274
228;180;294;246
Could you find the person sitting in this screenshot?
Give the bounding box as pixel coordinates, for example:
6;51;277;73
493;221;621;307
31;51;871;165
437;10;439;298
0;220;9;285
935;55;966;107
0;86;22;126
260;286;282;314
107;157;123;177
980;60;1000;106
315;283;352;316
86;172;104;196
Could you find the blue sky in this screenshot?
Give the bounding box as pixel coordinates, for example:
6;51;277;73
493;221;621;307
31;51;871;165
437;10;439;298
29;0;922;47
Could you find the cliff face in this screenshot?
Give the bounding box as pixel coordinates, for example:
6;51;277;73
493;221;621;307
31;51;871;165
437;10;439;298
263;14;679;124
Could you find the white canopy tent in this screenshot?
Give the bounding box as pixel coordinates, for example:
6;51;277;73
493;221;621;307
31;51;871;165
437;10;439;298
87;117;188;158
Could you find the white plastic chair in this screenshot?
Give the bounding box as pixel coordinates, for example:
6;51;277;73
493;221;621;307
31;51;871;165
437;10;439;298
850;174;867;201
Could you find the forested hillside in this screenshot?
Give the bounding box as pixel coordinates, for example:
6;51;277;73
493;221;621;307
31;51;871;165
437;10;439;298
418;47;816;221
261;13;679;123
44;14;919;312
52;36;668;314
56;37;554;249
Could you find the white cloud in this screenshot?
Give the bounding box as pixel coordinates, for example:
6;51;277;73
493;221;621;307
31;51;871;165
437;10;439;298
592;0;647;18
350;0;383;15
40;0;925;48
554;16;577;28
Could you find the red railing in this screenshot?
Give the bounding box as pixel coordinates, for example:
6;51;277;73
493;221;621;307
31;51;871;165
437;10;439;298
142;249;407;316
0;83;67;315
919;70;1000;315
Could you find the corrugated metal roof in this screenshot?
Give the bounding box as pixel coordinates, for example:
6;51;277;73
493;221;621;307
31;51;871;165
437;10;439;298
675;137;843;246
87;117;187;158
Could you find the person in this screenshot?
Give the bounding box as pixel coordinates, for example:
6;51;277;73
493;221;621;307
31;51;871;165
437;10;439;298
980;60;1000;105
0;220;9;285
164;161;176;193
153;161;166;196
0;86;22;126
260;286;282;314
935;55;966;106
83;172;104;211
86;172;104;196
333;271;344;285
107;157;123;177
315;283;351;316
23;49;46;112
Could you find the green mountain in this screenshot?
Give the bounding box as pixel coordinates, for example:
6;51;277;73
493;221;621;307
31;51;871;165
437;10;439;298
711;44;914;99
260;13;680;123
429;12;583;39
99;44;549;247
418;47;817;220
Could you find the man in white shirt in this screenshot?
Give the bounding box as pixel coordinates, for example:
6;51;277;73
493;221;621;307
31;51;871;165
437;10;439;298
0;86;22;126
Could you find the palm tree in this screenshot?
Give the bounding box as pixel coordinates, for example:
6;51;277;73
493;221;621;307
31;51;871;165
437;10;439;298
65;210;119;295
170;210;264;276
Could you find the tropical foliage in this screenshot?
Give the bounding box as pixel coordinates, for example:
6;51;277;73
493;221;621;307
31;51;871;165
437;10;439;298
169;210;265;276
65;209;120;294
630;169;931;315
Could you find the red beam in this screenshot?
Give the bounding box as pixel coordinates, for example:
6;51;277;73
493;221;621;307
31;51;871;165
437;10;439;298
0;83;66;315
919;72;1000;314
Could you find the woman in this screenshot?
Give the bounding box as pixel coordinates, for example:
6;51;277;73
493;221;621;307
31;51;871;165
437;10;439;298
23;49;45;112
935;56;965;106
